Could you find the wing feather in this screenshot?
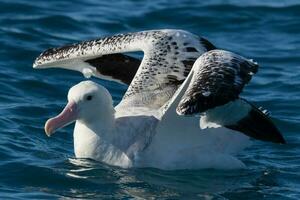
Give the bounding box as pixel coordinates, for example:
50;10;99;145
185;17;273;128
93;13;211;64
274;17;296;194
176;50;258;115
33;29;216;108
175;50;285;144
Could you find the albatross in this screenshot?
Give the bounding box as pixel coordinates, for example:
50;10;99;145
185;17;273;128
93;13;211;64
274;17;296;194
33;29;285;170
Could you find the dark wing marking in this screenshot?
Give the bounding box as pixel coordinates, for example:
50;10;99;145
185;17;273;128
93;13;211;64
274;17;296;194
173;50;285;144
199;37;216;51
86;54;141;85
176;50;258;115
225;100;286;144
33;29;215;108
195;98;286;144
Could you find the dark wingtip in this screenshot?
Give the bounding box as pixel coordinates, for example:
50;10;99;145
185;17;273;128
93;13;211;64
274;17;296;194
226;105;286;144
199;37;217;51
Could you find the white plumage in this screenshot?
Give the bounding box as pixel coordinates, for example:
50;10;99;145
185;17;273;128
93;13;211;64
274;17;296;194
49;80;249;170
34;29;285;170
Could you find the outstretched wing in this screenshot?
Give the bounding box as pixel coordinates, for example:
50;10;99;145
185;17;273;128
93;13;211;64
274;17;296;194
33;29;216;108
162;50;285;144
176;50;258;115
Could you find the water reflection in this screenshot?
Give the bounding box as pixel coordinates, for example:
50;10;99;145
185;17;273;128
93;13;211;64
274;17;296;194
60;157;269;198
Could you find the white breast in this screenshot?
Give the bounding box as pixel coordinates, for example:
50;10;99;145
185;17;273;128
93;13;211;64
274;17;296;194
73;121;133;168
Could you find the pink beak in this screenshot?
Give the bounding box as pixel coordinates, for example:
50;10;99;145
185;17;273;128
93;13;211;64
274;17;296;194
45;101;78;137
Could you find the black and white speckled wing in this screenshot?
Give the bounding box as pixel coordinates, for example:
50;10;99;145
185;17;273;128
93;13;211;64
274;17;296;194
172;50;285;144
33;29;216;108
176;50;258;115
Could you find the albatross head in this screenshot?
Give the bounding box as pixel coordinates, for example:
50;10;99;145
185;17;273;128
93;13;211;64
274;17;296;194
44;80;115;136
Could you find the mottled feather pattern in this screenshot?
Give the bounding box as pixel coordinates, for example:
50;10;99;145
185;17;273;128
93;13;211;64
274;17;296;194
122;30;214;107
34;29;216;109
34;31;153;66
33;29;286;150
177;50;258;115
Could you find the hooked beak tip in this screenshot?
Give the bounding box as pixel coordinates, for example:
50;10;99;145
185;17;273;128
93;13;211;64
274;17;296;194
44;101;78;137
45;131;52;137
44;119;54;137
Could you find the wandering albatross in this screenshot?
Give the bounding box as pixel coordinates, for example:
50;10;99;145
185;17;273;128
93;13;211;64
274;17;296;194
33;29;285;170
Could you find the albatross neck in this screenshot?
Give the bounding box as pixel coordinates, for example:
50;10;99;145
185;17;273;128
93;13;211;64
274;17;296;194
77;107;116;138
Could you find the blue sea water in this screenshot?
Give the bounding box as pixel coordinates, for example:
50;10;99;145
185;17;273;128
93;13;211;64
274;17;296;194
0;0;300;199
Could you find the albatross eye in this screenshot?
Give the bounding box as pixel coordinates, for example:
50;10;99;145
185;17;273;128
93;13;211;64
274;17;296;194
86;95;93;101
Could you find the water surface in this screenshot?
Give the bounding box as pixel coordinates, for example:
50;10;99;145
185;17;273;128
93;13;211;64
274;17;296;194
0;0;299;199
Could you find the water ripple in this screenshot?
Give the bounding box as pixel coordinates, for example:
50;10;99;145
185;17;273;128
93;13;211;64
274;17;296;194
0;0;299;199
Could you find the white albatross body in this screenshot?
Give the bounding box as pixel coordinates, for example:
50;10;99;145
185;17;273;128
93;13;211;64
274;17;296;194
66;80;249;170
34;29;285;170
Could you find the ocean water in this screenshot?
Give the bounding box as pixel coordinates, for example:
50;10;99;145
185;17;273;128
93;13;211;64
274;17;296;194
0;0;299;199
